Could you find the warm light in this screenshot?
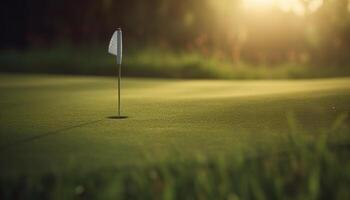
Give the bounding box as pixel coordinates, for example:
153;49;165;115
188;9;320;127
308;0;323;12
243;0;275;9
243;0;323;16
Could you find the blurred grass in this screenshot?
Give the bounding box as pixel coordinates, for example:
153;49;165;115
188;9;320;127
1;46;350;79
1;114;349;199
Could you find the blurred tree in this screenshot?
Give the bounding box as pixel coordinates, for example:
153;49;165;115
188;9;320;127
1;0;29;48
1;0;350;66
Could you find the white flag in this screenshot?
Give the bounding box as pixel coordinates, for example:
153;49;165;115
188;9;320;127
108;28;123;64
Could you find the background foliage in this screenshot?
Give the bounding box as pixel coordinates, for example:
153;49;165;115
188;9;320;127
1;0;350;77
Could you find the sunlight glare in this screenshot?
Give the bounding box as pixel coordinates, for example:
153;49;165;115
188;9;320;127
308;0;323;12
243;0;324;16
243;0;275;9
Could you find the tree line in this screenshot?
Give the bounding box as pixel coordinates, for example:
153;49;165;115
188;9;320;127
1;0;350;66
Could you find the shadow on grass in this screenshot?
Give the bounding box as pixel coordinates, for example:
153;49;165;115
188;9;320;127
0;119;104;151
0;116;130;151
107;116;128;119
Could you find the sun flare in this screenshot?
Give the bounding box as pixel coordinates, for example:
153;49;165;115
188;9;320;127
243;0;275;9
243;0;323;15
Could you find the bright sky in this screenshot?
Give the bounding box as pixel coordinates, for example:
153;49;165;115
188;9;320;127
243;0;324;15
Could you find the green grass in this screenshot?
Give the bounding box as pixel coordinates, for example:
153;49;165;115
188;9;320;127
1;47;350;79
0;74;349;199
1;115;350;199
0;74;349;172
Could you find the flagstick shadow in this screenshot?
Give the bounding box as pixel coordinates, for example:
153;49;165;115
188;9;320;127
0;119;104;151
107;116;128;119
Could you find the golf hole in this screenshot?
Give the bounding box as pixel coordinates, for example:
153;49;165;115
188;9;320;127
107;116;128;120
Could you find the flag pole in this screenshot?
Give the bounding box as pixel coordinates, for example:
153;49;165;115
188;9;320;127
108;28;125;119
118;63;121;117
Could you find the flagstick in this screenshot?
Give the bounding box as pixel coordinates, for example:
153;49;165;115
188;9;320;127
118;63;121;117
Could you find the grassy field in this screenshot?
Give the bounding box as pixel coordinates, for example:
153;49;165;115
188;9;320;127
0;74;349;199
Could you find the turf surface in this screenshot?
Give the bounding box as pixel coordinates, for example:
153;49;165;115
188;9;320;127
0;74;349;176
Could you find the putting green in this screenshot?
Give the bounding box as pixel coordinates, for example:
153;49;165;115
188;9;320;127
0;74;349;175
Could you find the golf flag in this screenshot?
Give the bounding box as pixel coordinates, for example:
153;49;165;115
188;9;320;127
108;28;124;117
108;28;123;64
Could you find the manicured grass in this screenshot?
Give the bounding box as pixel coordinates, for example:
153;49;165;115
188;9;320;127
0;74;349;176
